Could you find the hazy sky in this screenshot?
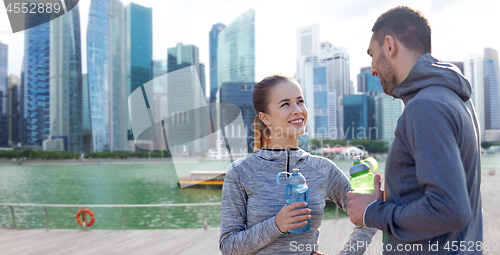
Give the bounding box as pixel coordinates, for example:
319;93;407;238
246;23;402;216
1;0;499;91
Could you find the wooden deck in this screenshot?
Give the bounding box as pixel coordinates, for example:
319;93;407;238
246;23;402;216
0;219;377;255
1;215;497;255
0;227;221;255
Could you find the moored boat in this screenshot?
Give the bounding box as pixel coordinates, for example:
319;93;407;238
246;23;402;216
177;171;226;188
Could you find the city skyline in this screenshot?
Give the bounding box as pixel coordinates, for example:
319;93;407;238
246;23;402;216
0;0;499;152
1;0;500;93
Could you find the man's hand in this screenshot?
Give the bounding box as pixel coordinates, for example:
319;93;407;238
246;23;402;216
346;173;383;226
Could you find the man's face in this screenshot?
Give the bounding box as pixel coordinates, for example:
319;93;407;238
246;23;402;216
367;35;399;95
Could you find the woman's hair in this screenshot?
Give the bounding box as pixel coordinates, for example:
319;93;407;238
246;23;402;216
252;74;296;151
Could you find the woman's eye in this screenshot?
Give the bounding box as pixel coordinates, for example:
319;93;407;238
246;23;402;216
298;100;304;104
281;103;289;107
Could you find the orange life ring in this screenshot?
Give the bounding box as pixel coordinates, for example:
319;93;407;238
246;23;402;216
76;209;95;227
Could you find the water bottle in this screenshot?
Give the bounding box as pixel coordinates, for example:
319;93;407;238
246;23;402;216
276;168;311;233
349;156;378;194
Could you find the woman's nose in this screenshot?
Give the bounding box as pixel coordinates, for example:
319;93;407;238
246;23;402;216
293;104;303;114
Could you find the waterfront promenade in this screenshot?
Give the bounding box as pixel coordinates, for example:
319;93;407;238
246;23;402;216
2;208;498;255
1;160;498;254
0;219;382;255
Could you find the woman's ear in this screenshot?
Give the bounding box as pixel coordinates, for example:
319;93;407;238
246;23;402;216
259;112;271;127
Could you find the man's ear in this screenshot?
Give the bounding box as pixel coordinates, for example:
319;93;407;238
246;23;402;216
384;35;397;59
259;112;271;127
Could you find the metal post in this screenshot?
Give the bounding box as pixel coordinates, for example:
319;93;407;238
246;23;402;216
9;205;16;228
203;218;208;230
162;206;166;231
44;206;49;231
122;207;126;231
80;208;87;231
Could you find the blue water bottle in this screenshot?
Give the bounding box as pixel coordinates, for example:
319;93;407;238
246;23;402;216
276;168;311;233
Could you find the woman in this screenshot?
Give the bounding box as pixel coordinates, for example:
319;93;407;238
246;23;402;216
219;74;376;255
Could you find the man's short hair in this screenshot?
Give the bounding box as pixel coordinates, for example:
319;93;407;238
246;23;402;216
372;6;431;55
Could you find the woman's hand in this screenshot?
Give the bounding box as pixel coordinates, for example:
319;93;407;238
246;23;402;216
275;202;311;233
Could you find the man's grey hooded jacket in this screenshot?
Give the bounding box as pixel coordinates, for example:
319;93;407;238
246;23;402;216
364;53;483;254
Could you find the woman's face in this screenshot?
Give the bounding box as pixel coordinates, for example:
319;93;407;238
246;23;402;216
260;80;308;141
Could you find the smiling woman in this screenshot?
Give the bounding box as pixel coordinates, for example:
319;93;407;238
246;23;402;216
252;74;308;150
218;74;377;255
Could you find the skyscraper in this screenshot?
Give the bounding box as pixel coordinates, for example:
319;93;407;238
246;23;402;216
375;94;403;142
166;43;207;154
464;53;484;139
319;42;351;95
209;23;226;104
217;9;255;90
0;41;7;146
220;82;256;152
22;13;51;146
152;59;167;94
344;94;367;139
357;66;383;95
125;3;153;142
483;48;500;141
343;94;376;140
296;24;320;89
82;73;92;153
109;0;128;152
168;43;200;73
303;56;337;139
319;42;351;136
200;62;206;98
47;5;83;152
87;0;127;152
8;74;21;146
152;60;167;78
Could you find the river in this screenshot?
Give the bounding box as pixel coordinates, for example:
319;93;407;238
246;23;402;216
0;154;498;230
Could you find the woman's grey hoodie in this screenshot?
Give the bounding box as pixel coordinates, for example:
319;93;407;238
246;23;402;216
219;148;377;255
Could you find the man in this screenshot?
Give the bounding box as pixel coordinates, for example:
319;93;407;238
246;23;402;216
346;6;482;254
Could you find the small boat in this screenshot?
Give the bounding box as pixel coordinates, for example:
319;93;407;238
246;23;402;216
177;171;226;188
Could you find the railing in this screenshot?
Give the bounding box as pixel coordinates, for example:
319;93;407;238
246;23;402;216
0;203;221;232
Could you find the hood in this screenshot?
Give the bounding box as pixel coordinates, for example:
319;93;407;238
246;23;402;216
253;148;310;167
392;53;471;105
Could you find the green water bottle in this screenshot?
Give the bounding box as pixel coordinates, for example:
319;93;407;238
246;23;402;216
349;156;378;194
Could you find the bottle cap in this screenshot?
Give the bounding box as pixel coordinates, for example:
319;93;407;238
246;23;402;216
287;168;305;185
350;157;370;176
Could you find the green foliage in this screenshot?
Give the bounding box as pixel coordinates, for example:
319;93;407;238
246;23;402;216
309;138;389;154
0;150;79;160
309;139;348;148
481;141;500;149
0;150;171;160
349;139;389;154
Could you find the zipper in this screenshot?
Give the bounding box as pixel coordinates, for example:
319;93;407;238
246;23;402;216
286;148;290;176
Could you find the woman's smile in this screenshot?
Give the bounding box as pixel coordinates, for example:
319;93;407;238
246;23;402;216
288;117;304;125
